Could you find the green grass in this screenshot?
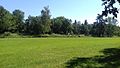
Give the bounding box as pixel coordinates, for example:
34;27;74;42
0;38;120;68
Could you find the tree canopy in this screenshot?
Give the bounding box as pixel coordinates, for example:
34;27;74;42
0;4;120;37
102;0;120;17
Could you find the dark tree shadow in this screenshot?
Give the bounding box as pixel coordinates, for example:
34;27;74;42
65;48;120;68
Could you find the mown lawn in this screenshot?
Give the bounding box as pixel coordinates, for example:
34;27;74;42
0;38;120;68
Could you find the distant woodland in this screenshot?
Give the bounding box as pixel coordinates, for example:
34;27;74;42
0;0;120;37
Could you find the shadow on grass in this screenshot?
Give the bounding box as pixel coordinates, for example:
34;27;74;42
65;48;120;68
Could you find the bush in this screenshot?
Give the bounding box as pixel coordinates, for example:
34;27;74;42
4;32;11;36
0;32;11;38
0;32;23;38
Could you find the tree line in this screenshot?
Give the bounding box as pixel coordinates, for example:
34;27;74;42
0;5;120;37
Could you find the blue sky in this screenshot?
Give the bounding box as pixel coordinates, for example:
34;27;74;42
0;0;105;23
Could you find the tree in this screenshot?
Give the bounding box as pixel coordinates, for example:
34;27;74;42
73;20;78;34
61;18;73;34
13;9;24;33
24;6;51;35
80;20;90;36
51;16;73;35
114;26;120;36
106;24;114;37
101;0;120;18
83;20;89;36
91;14;107;37
0;6;13;33
51;17;64;34
24;16;43;35
73;20;81;34
41;6;51;34
105;17;117;37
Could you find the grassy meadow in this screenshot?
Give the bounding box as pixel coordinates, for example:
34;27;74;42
0;38;120;68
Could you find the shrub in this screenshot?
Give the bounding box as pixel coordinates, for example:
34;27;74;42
4;32;11;36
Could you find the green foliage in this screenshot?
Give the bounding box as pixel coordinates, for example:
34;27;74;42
106;24;115;37
91;15;106;37
61;19;73;34
101;0;120;17
91;15;119;37
51;17;65;34
12;9;24;33
72;20;81;34
24;16;42;34
0;32;22;38
51;16;73;34
113;26;120;36
41;6;51;33
24;6;51;35
4;32;11;36
83;20;90;36
0;6;13;33
0;5;120;37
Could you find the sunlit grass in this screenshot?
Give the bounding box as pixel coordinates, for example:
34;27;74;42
0;38;120;68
